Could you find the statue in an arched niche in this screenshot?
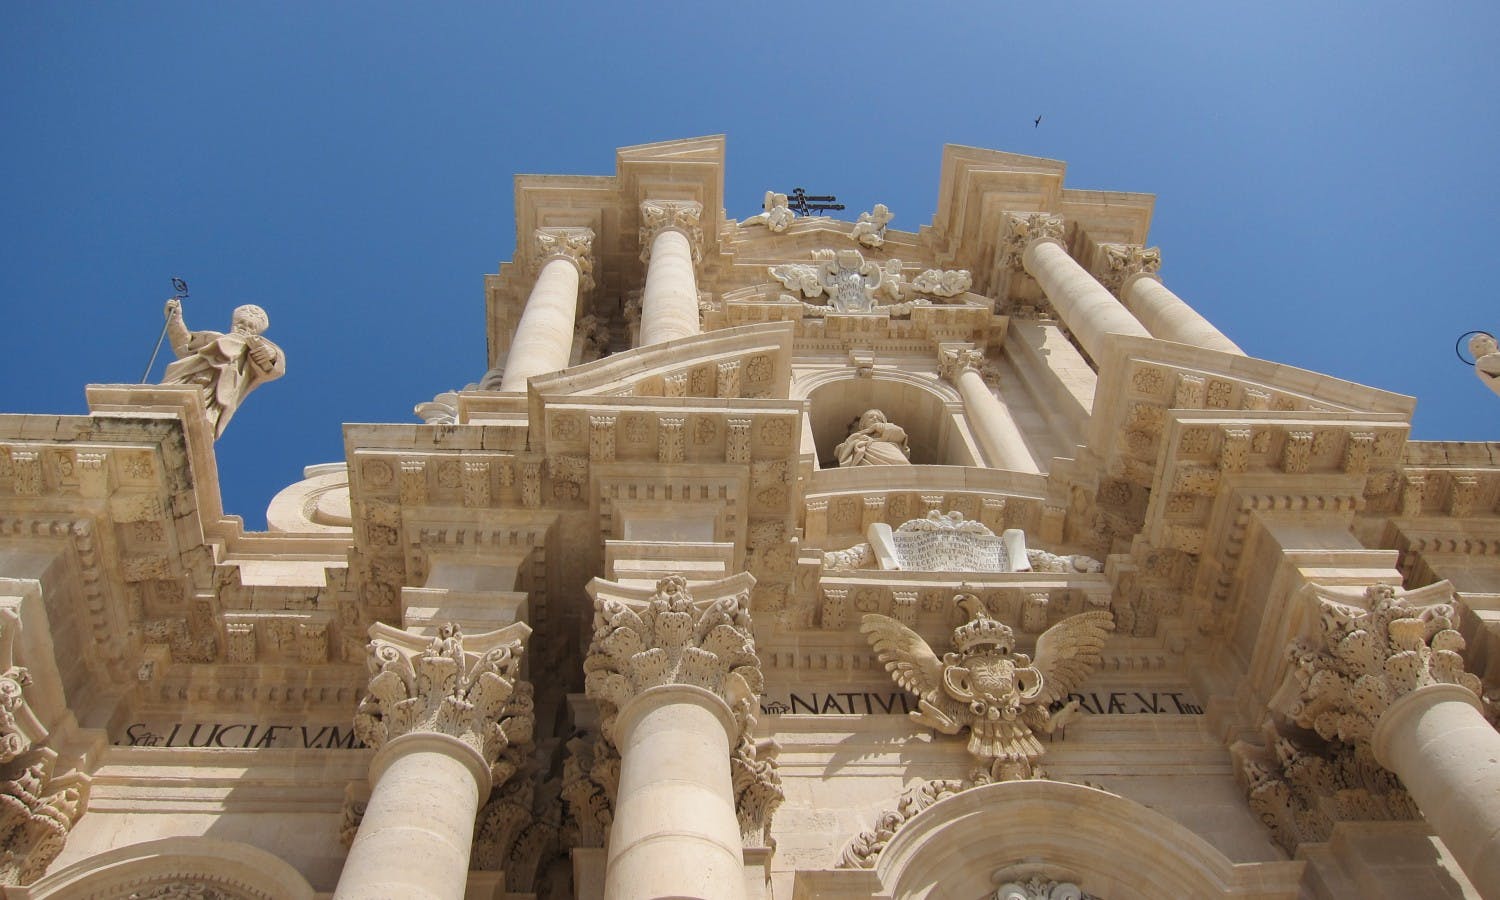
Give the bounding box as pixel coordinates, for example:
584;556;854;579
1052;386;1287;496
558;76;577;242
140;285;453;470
835;409;912;467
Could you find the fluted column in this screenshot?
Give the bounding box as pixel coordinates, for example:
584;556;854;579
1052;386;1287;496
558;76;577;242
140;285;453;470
1275;583;1498;896
939;346;1039;473
336;623;534;900
637;200;703;347
1001;213;1150;361
498;228;594;392
584;575;780;900
1099;244;1244;355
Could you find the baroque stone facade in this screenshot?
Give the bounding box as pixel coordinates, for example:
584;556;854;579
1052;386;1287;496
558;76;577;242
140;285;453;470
0;137;1498;899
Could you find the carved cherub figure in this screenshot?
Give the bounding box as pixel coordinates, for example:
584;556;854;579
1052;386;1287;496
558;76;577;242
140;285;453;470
861;593;1113;780
161;298;286;438
851;203;893;248
1469;332;1500;399
744;191;795;232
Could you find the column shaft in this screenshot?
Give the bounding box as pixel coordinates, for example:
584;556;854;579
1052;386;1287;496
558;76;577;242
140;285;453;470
1022;239;1150;360
606;685;747;900
1122;275;1244;355
499;257;581;391
638;229;700;347
335;736;486;900
1373;685;1500;896
955;368;1040;473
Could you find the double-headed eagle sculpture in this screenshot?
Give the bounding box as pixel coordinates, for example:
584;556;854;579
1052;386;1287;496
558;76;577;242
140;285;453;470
861;593;1114;781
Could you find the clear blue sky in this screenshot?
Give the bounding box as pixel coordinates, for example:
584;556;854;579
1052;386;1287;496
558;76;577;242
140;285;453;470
3;3;1497;528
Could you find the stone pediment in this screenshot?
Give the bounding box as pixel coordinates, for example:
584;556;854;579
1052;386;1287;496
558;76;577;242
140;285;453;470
522;321;794;403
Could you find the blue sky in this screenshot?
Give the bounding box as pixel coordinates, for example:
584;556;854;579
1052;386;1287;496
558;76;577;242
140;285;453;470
2;2;1497;528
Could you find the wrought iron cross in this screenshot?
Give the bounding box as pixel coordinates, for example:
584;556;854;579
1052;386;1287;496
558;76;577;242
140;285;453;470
787;187;844;217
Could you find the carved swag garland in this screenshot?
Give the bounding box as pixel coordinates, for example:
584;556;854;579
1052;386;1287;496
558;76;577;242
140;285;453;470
579;576;784;847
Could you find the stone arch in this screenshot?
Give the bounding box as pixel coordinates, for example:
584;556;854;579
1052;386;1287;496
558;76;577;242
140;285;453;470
21;837;316;900
795;368;979;468
874;780;1301;899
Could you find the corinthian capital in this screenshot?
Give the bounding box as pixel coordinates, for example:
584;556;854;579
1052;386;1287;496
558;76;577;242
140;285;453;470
584;575;762;733
533;227;596;292
0;606;40;766
938;345;986;386
1098;243;1162;293
999;212;1066;270
639;200;704;264
1273;582;1482;745
355;622;535;787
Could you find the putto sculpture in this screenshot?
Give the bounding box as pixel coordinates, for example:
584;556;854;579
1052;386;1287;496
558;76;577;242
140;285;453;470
160;297;286;437
851;203;893;248
835;409;911;467
861;593;1114;780
1468;332;1500;399
743;190;795;232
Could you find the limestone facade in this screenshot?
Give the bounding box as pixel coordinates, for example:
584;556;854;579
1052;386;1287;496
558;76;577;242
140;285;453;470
0;136;1497;899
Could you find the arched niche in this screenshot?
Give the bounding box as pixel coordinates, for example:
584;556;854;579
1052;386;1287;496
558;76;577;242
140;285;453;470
796;369;978;469
873;780;1303;899
20;837;316;900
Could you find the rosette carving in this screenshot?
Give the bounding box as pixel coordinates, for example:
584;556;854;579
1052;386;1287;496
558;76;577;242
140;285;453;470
354;622;535;787
1273;583;1482;744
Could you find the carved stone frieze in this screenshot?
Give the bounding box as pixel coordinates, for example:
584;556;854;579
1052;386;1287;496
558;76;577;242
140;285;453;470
769;249;933;317
1233;723;1416;855
354;622;535;787
639;200;704;264
838;778;967;868
1272;583;1483;745
472;776;562;894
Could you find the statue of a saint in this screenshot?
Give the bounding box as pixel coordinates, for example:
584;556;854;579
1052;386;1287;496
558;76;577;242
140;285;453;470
1470;333;1500;400
161;298;286;438
835;409;912;467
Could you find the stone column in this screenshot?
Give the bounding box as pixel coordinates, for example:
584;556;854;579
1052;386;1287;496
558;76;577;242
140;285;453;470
1275;583;1498;895
498;228;594;392
335;623;534;900
939;346;1040;473
637;200;704;347
584;575;781;900
1001;213;1150;361
1099;244;1244;355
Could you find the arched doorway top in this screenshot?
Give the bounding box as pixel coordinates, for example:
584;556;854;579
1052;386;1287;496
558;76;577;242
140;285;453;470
22;836;316;900
876;780;1302;900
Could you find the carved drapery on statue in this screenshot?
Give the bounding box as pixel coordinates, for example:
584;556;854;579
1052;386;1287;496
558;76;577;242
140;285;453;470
861;593;1113;782
160;299;286;438
582;575;783;844
835;409;911;468
353;622;535;789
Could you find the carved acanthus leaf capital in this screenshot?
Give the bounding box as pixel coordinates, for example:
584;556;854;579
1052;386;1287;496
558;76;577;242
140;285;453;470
999;212;1066;270
639;200;704;264
938;346;986;386
1099;243;1162;293
532;227;596;292
1273;582;1482;745
354;622;535;786
0;607;39;766
0;750;89;886
584;575;764;740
